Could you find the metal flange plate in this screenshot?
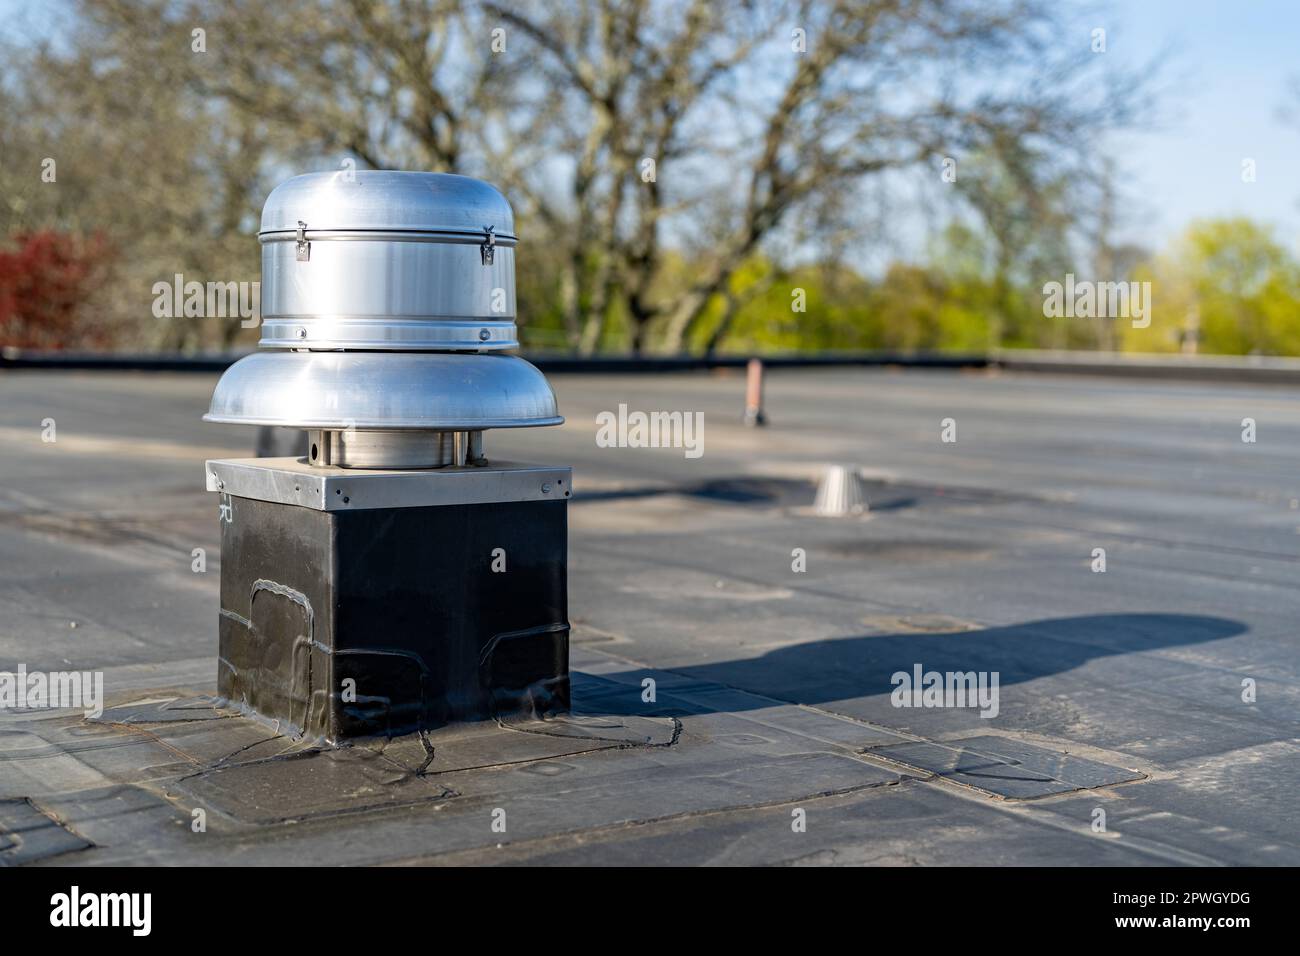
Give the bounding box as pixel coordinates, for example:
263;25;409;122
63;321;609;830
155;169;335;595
205;457;572;511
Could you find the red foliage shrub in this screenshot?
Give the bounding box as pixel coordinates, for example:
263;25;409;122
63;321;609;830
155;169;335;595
0;231;114;350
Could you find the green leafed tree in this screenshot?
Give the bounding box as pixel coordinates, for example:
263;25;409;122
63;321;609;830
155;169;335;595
1120;218;1300;356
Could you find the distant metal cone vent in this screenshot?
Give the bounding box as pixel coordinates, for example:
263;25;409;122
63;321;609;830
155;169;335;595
813;465;868;516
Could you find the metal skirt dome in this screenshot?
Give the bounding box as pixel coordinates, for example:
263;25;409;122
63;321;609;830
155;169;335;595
203;351;562;431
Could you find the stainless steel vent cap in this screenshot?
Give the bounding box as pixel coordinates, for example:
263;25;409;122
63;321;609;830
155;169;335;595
258;171;518;351
260;170;515;235
203;351;562;430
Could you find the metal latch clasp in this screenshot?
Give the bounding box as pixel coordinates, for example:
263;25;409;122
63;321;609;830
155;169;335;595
480;225;496;265
296;220;310;261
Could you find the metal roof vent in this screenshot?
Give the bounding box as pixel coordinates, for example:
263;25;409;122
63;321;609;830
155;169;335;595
203;171;571;740
204;170;561;468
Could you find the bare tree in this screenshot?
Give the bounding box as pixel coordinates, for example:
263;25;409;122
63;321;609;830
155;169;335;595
492;0;1145;353
0;1;272;349
4;0;1148;355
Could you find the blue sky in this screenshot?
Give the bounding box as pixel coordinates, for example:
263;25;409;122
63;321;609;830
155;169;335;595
1088;0;1300;250
3;0;1298;255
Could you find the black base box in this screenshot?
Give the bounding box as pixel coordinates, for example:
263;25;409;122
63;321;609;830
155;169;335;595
216;492;569;741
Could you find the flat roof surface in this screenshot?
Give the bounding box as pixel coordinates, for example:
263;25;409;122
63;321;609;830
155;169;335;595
1;366;1297;865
